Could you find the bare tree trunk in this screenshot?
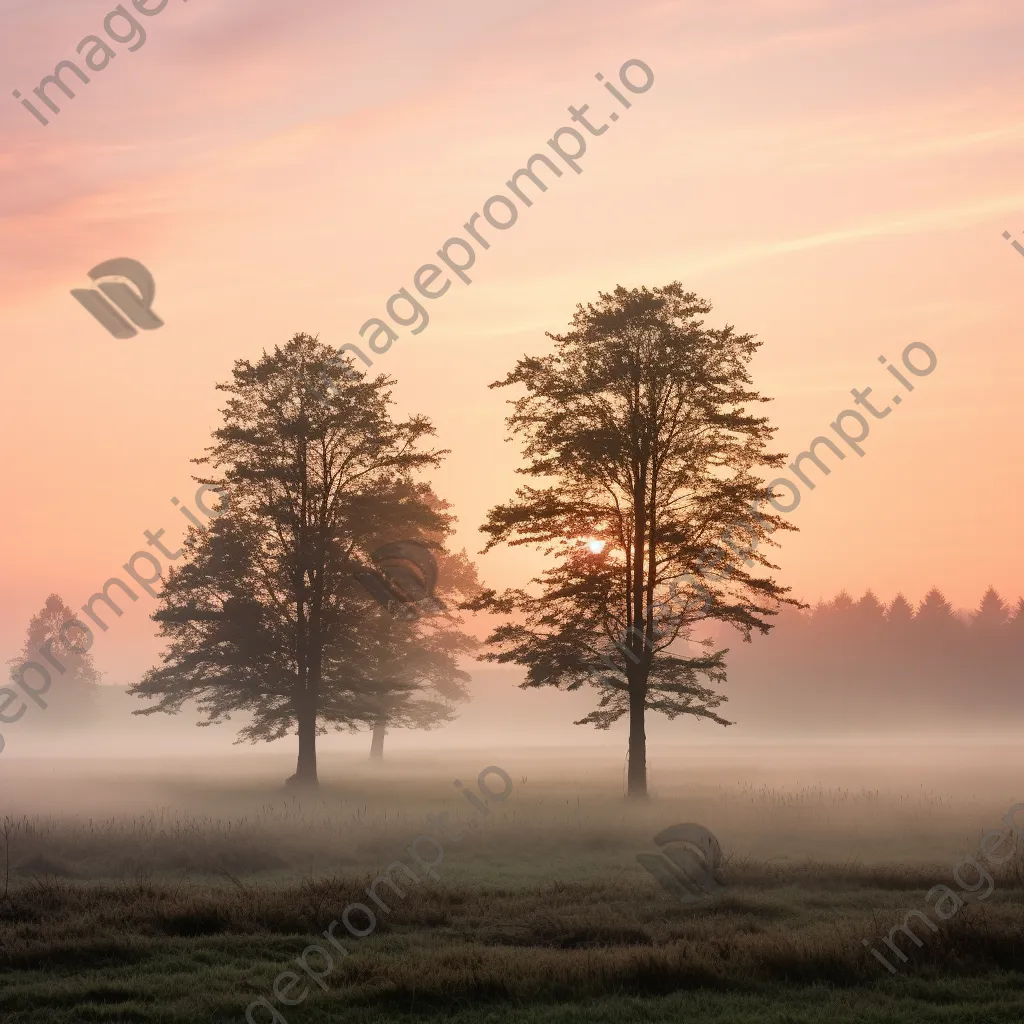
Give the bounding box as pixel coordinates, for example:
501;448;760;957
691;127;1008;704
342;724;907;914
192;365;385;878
627;673;648;799
625;437;650;801
369;718;386;760
287;700;319;786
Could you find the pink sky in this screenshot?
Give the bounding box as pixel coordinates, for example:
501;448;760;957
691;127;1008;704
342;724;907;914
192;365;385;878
1;0;1022;683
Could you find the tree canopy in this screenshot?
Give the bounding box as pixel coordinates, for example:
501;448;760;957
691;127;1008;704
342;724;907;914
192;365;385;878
360;502;482;759
471;283;797;798
129;333;457;785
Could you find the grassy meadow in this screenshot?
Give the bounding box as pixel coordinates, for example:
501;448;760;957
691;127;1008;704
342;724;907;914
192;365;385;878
0;742;1022;1023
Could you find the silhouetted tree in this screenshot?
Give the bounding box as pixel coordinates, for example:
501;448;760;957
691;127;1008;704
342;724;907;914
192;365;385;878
914;588;965;697
130;334;447;786
845;590;886;690
472;283;797;799
915;588;958;628
972;587;1008;630
8;594;101;726
810;591;855;662
876;592;916;700
971;586;1010;687
885;593;915;628
1007;597;1024;636
363;535;481;760
853;590;886;626
1005;598;1024;678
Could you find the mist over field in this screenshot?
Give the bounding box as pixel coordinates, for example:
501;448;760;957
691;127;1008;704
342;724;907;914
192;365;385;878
3;736;1023;1024
4;594;1022;1023
6;669;1024;763
1;742;1020;886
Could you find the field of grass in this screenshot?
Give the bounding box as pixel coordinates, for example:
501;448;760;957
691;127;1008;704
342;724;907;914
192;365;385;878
0;744;1022;1023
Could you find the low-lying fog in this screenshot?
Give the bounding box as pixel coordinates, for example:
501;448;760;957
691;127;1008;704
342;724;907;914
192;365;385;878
2;737;1020;881
3;662;1020;886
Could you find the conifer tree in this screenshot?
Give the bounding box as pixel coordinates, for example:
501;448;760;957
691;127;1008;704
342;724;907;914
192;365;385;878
1006;597;1024;633
915;588;958;626
885;593;915;629
853;591;886;624
8;594;101;726
972;587;1008;630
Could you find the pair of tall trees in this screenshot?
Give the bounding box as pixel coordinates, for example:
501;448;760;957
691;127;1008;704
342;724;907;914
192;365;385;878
135;285;793;797
130;336;478;783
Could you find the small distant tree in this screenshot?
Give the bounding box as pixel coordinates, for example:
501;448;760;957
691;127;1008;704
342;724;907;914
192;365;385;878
8;594;101;725
808;591;855;654
853;591;886;625
915;588;960;630
912;587;966;690
969;587;1012;688
880;593;916;690
358;531;481;760
1007;597;1024;633
472;283;797;799
362;611;473;760
844;590;887;686
1005;598;1024;664
807;599;831;625
972;587;1008;631
885;593;915;630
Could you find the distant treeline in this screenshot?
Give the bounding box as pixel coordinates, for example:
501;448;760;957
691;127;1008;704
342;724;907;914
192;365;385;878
722;587;1024;728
